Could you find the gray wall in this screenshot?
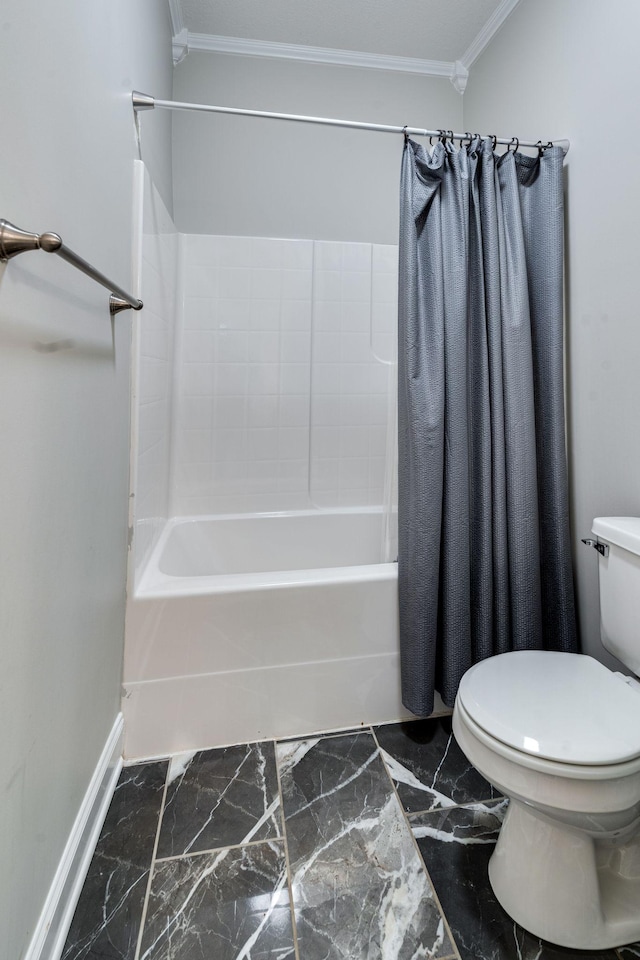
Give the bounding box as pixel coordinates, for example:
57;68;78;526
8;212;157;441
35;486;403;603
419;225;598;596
172;52;463;243
464;0;640;666
0;4;172;958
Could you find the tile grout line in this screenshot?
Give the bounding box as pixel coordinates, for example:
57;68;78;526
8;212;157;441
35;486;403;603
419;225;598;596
133;763;171;960
155;834;285;863
273;741;303;960
370;727;463;960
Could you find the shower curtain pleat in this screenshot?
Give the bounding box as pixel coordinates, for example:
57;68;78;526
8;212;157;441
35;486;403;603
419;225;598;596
398;138;577;718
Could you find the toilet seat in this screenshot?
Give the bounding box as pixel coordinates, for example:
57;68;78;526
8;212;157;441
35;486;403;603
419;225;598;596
457;650;640;766
454;696;640;781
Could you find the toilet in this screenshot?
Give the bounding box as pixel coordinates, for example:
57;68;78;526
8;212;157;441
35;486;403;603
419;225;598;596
452;517;640;950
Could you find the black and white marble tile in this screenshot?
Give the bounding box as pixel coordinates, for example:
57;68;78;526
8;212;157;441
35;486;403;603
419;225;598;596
410;800;620;960
62;760;168;960
156;741;282;859
277;732;453;960
374;717;500;813
138;841;294;960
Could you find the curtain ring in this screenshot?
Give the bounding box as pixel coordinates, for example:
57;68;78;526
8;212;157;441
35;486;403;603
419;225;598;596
536;139;544;158
462;131;472;147
509;136;519;153
448;130;454;142
402;125;409;144
438;129;447;143
491;134;498;151
429;132;435;145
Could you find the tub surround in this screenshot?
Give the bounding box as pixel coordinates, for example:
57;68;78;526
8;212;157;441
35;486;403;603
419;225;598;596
62;718;636;960
131;223;399;539
173;234;398;517
129;190;399;566
126;178;407;757
132;164;178;580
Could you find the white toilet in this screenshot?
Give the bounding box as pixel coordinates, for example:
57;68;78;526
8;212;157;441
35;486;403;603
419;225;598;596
452;517;640;950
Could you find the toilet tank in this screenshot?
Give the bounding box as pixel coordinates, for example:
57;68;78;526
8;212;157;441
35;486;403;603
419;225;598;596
592;517;640;675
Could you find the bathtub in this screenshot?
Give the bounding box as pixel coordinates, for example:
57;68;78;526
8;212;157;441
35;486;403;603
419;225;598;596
123;508;416;759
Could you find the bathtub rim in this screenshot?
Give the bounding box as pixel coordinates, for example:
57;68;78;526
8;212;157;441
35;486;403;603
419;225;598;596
135;507;398;599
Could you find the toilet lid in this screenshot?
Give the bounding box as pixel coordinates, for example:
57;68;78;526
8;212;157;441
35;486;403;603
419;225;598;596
457;651;640;765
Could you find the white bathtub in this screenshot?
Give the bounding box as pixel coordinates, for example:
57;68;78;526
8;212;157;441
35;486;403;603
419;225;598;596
123;508;416;759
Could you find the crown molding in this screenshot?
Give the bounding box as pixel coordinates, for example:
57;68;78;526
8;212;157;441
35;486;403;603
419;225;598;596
172;27;189;64
170;0;523;91
451;60;469;95
167;0;184;37
185;33;454;79
460;0;523;68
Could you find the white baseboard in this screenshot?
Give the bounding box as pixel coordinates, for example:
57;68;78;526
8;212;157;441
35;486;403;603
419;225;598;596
24;714;124;960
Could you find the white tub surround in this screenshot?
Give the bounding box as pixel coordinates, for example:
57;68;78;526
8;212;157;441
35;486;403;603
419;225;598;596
130;164;179;588
172;235;398;517
125;213;410;760
123;510;413;758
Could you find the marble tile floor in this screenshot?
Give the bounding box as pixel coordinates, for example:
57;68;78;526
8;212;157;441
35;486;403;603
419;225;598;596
62;717;639;960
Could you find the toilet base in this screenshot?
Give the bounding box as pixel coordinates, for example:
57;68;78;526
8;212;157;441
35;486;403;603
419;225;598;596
489;799;640;950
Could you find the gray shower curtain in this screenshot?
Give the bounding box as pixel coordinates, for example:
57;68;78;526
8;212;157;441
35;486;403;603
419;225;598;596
398;137;577;717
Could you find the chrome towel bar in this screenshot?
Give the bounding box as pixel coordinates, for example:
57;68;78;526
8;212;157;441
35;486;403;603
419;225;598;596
0;219;143;315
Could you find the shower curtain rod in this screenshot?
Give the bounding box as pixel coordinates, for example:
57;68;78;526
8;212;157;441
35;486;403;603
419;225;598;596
132;91;570;154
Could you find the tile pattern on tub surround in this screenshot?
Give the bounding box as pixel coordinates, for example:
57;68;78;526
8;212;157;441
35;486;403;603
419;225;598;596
172;235;398;515
133;168;177;583
311;241;397;509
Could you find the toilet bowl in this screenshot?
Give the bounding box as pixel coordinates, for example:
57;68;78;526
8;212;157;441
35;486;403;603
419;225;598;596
451;518;640;950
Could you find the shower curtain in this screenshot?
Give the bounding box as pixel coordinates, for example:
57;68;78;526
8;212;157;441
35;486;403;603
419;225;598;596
398;137;577;717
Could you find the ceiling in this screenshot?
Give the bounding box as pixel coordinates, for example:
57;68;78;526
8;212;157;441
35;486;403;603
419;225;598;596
168;0;522;91
176;0;508;63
